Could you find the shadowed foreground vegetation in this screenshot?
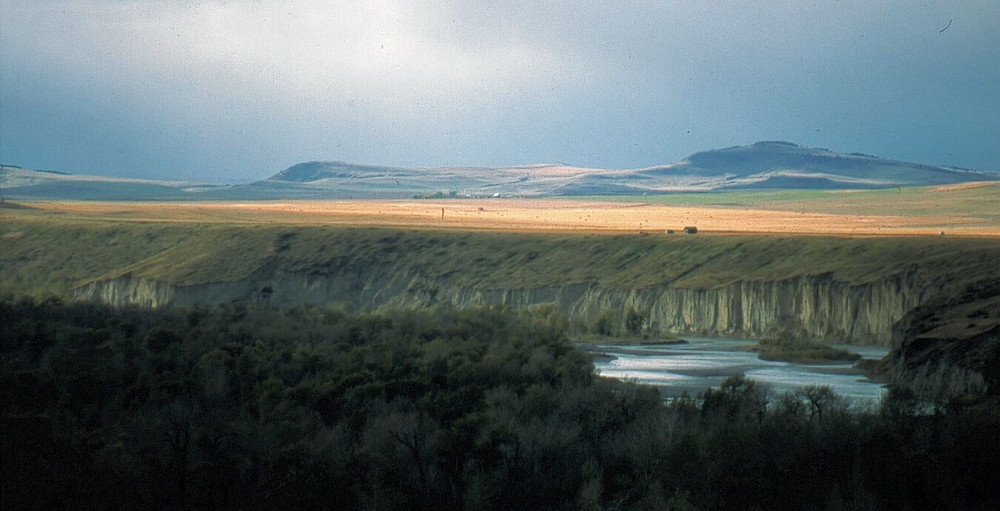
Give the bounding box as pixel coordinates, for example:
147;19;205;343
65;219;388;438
3;298;999;510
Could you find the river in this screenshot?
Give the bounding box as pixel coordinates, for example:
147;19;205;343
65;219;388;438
588;337;889;406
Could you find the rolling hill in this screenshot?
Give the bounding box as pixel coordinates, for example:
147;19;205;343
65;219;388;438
0;166;224;200
3;142;996;200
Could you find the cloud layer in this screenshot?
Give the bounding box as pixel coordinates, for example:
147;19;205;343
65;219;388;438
2;0;998;180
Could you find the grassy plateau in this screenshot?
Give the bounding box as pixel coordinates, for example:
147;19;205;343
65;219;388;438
2;200;999;300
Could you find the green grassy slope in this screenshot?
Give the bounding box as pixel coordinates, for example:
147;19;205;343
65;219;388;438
3;215;999;297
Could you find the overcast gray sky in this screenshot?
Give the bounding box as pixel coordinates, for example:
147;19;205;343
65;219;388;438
2;1;998;181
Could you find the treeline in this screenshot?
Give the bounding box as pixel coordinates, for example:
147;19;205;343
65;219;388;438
2;298;998;510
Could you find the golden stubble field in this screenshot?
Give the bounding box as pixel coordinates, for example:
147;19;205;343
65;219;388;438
9;197;1000;237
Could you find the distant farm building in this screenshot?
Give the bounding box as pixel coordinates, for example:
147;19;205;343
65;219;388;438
665;229;675;234
684;226;698;234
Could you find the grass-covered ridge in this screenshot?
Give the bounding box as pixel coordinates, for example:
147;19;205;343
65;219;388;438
3;214;1000;297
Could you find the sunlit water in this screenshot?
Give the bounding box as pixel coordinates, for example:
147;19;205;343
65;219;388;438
590;337;889;405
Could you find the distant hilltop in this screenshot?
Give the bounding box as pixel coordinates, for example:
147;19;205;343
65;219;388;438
3;141;997;200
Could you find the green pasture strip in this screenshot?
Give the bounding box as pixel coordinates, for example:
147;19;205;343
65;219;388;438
565;183;1000;221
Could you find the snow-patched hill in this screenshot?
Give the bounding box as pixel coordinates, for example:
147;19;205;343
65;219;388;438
4;142;996;200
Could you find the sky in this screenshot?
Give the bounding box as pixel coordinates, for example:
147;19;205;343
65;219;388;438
2;1;998;182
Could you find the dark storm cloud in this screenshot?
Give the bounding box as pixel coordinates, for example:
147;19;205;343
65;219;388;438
1;0;997;180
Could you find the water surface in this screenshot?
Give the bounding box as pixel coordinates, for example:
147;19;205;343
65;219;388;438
590;337;888;405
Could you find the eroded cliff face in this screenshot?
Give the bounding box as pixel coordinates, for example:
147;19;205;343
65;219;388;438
75;268;926;346
880;280;1000;400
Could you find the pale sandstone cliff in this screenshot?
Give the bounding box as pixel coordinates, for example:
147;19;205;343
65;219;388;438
75;268;927;346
